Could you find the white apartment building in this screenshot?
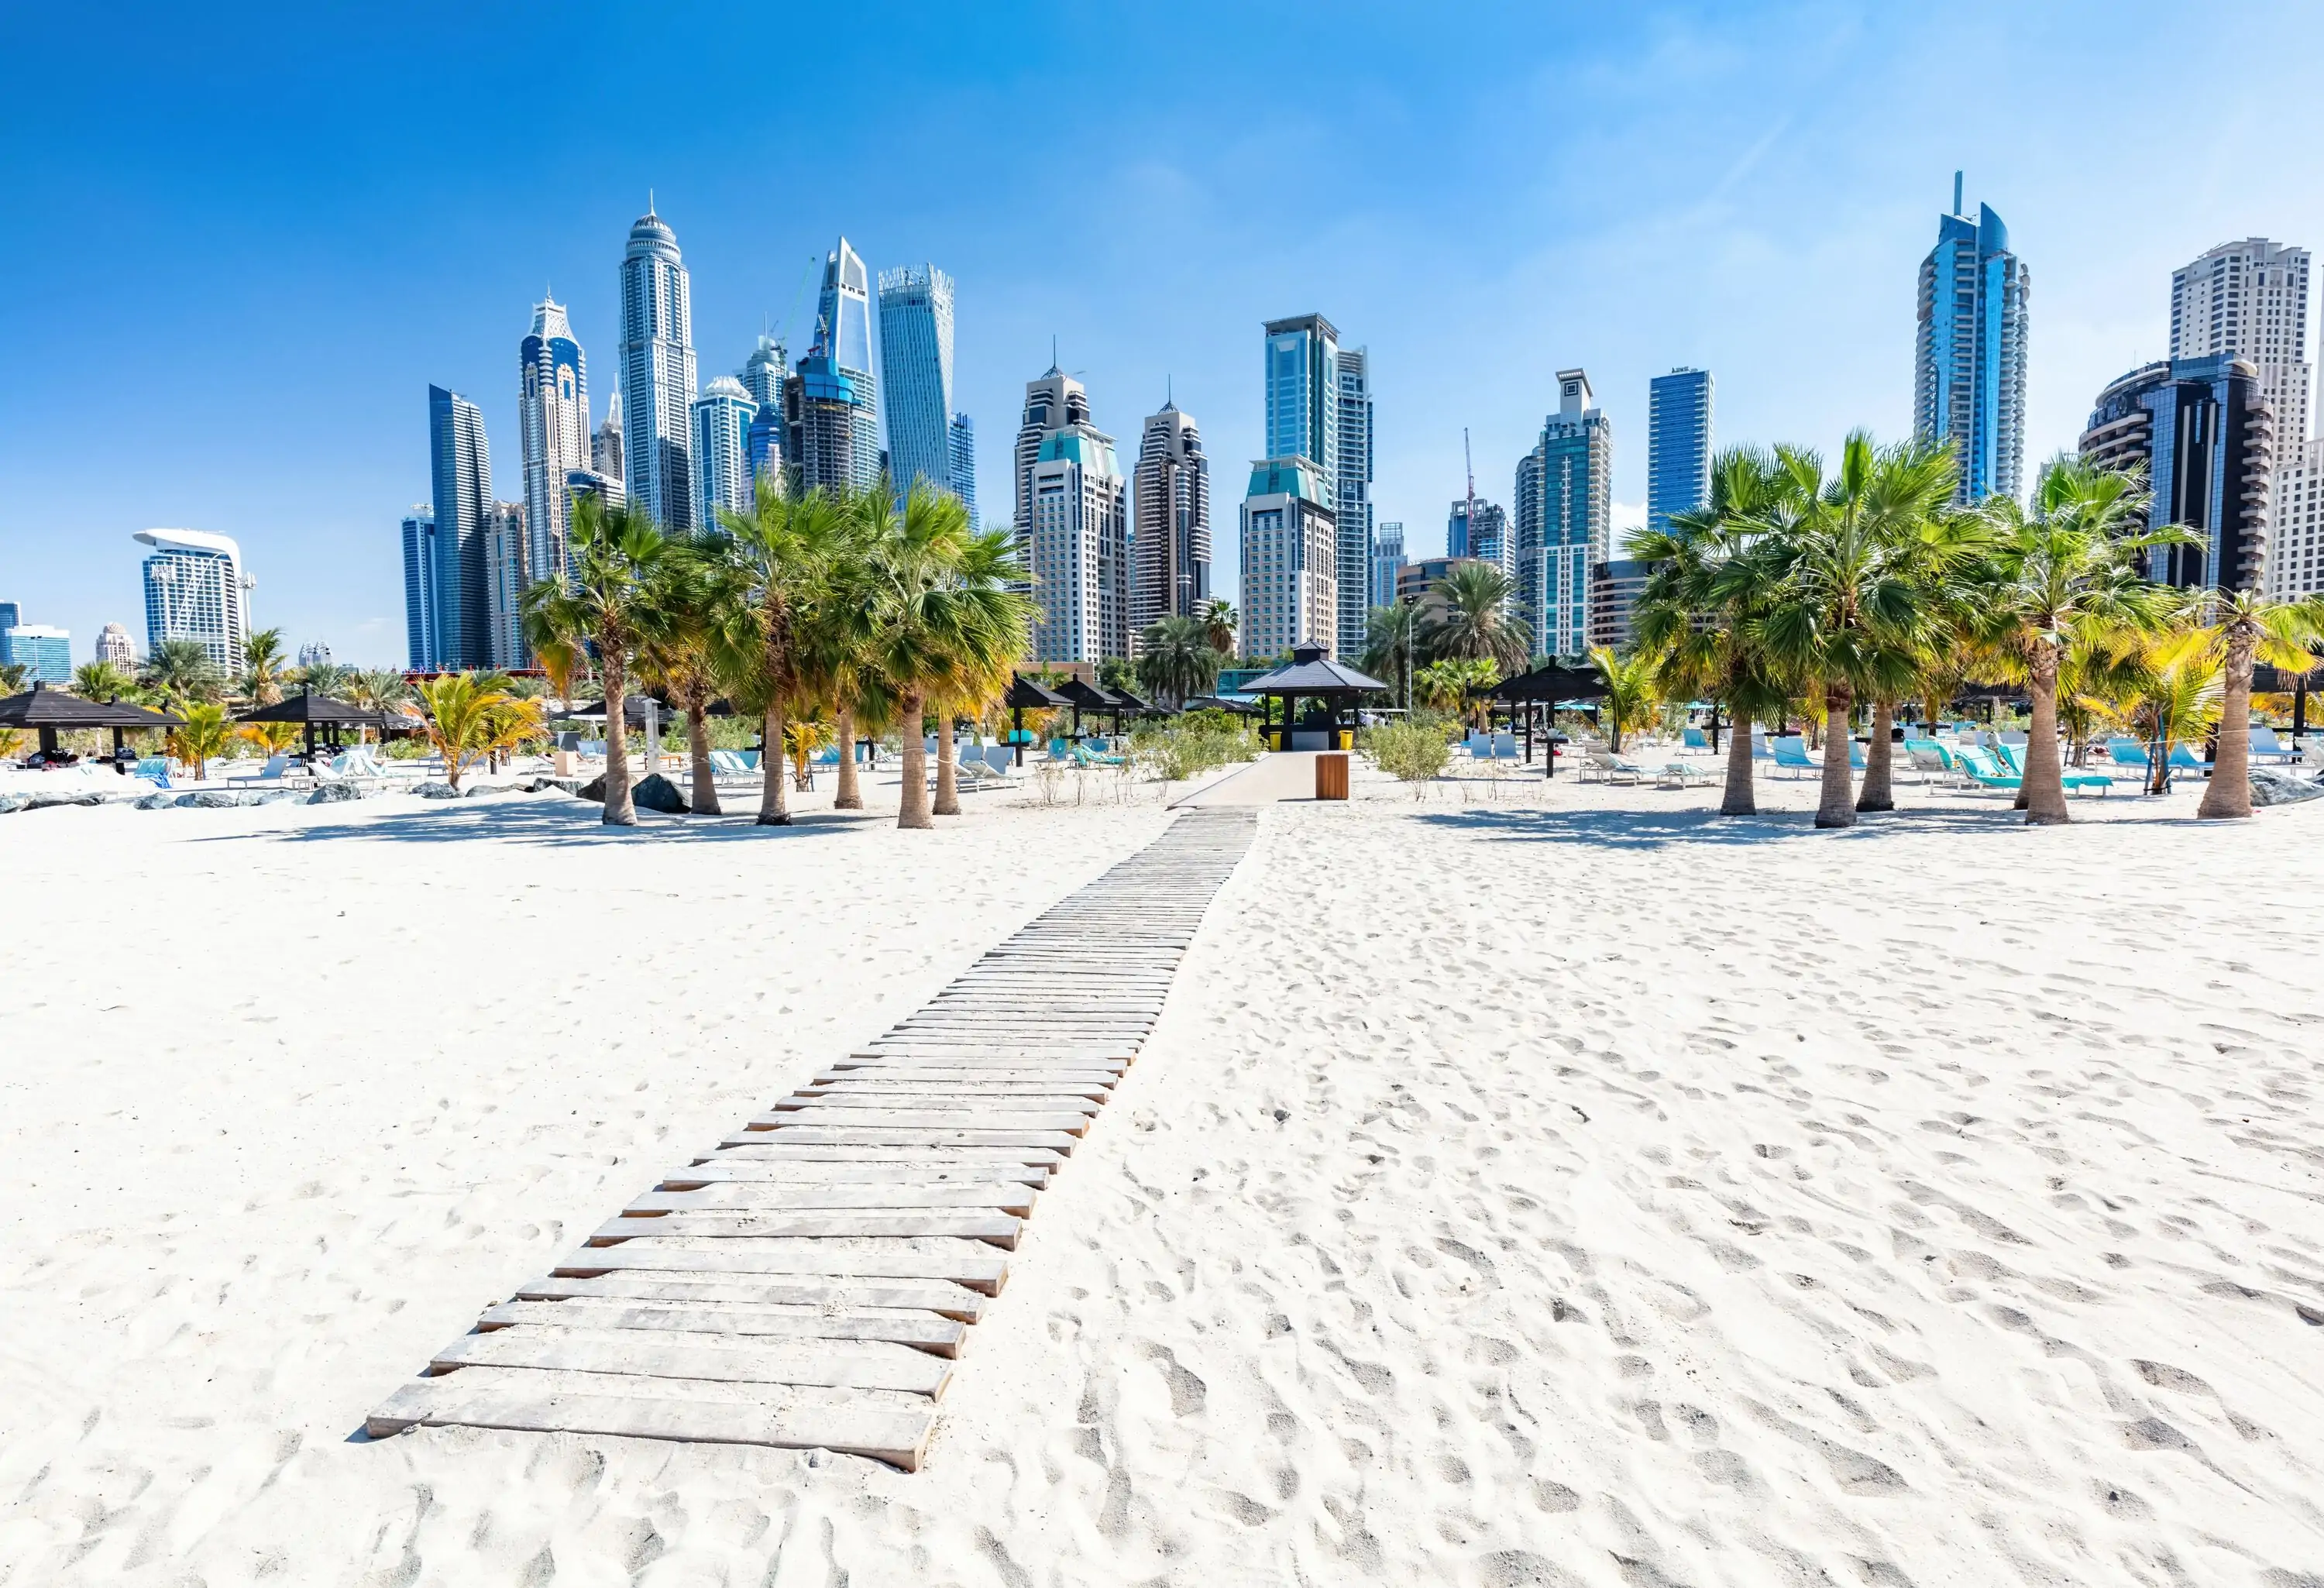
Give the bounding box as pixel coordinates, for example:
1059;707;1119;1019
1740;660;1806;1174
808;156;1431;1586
1239;457;1337;662
2173;239;2311;453
136;528;252;669
1026;429;1129;663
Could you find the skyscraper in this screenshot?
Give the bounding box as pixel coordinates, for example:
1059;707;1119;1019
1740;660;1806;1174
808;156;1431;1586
1513;370;1611;659
2080;356;2272;593
1239;458;1336;661
741;333;789;488
1263;315;1339;486
741;334;789;412
401;507;441;669
593;390;624;482
878;264;957;497
1332;347;1374;658
692;376;755;524
786;238;882;493
427;383;493;668
1026;419;1129;664
2171;240;2310;452
96;623;136;669
947;413;978;525
620;205;698;529
519;297;590;586
1371;521;1407;609
1647;368;1713;533
1015;366;1089;535
1914;173;2030;504
483;500;530;669
0;623;69;683
1447;498;1511;574
1253;314;1346;654
1131;399;1212;637
136;529;252;669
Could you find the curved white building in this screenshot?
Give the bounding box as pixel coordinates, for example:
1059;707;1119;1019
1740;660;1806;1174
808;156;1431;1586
136;529;252;668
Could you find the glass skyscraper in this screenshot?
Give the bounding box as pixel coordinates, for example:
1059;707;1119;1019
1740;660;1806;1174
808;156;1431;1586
1370;521;1406;609
878;264;957;497
400;507;440;669
620;205;699;530
1513;370;1611;660
788;238;882;493
137;528;253;670
1332;348;1374;660
741;332;788;488
947;412;978;525
1131;400;1211;634
1253;313;1345;652
1914;174;2029;504
426;384;493;668
2079;356;2272;593
692;376;755;524
519;297;589;586
1646;368;1713;534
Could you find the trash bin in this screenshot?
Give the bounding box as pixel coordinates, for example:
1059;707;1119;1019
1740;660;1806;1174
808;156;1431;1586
1315;751;1349;800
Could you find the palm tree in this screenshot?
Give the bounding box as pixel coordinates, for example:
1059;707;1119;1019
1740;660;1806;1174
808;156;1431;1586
0;662;29;695
167;702;235;779
1856;501;1989;813
1135;615;1220;709
481;692;548;775
1413;657;1496;724
930;566;1030;818
1426;562;1529;670
865;484;1033;830
410;671;513;791
1360;600;1424;710
1975;455;2183;823
2191;589;2324;818
1198;599;1239;658
1755;432;1958;828
71;660;140;703
2124;628;2222;795
1588;648;1659;754
637;531;741;816
1631;445;1799;815
786;488;884;813
240;627;288;706
713;479;829;827
143;638;225;704
295;661;356;698
524;493;666;825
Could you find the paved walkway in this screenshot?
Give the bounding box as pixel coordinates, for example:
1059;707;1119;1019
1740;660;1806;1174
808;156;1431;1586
367;809;1259;1469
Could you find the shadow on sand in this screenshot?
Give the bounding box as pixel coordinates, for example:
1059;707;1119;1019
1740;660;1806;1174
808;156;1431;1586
1418;803;2034;851
201;792;862;849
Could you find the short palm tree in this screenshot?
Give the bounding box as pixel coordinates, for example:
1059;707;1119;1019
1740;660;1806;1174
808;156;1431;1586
524;493;666;825
786;487;884;813
481;692;547;774
637;531;741;816
1588;648;1658;753
2123;628;2222;795
1360;600;1424;710
1198;598;1239;658
1975;455;2183;823
143;638;225;704
713;479;827;827
409;671;513;791
295;661;355;698
71;660;140;703
1426;562;1529;670
0;662;29;695
2191;589;2324;818
1631;445;1799;815
241;627;288;706
1413;657;1496;724
167;701;235;779
1135;614;1220;709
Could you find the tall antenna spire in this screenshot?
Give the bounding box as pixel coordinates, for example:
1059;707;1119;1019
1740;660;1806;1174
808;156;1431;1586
1953;170;1963;215
1464;427;1477;541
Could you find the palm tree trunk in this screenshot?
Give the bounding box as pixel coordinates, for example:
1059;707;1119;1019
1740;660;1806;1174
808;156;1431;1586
601;649;635;826
897;689;933;829
1721;706;1756;816
2198;631;2256;820
834;702;862;809
933;701;961;816
2023;646;2071;825
686;696;720;816
757;693;791;825
1855;699;1896;813
1813;681;1855;828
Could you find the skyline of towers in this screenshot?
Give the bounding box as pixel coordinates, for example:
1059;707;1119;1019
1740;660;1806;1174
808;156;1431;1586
421;384;492;669
1914;172;2029;504
2172;239;2310;453
1513;368;1611;659
518;297;589;589
138;528;252;670
1647;367;1713;533
1130;398;1212;637
620;205;699;531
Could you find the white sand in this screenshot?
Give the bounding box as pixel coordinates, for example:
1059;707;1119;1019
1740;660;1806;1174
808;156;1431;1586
5;763;2323;1585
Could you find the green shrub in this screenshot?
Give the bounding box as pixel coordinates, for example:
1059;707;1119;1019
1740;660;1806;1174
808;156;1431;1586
1368;720;1449;789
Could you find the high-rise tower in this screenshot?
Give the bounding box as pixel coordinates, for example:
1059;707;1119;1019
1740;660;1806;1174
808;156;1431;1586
1914;173;2030;504
1131;400;1212;637
693;376;755;524
1647;368;1713;534
519;297;590;585
1026;404;1129;664
1015;365;1089;535
619;204;698;529
137;529;253;671
787;238;882;492
878;264;957;497
593;388;624;481
2172;239;2310;452
1513;370;1611;660
426;384;493;667
947;413;978;526
2080;356;2272;593
1250;313;1344;654
1332;346;1374;658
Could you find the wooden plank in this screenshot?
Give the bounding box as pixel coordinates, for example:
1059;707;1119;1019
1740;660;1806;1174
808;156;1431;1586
593;1209;1023;1247
771;1093;1102;1115
674;1157;1052;1187
511;1271;988;1322
433;1324;955;1396
368;1368;937;1469
706;1139;1066;1168
725;1126;1085;1153
480;1298;968;1356
628;1181;1037;1216
833;1053;1127;1071
802;1074;1117;1095
552;1236;1010;1293
750;1109;1092;1135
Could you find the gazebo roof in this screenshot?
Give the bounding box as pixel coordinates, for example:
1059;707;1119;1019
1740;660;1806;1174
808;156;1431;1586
235;686;392;726
0;681;184;730
1488;663;1606;703
1053;676;1115;710
1181;695;1260;716
1238;642;1387;697
1104;686;1157;714
1004;673;1072;710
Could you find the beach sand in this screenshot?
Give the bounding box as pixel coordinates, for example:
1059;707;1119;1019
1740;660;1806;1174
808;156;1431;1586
4;763;2322;1584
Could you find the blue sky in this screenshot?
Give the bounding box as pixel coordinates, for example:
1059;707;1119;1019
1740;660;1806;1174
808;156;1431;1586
7;1;2324;666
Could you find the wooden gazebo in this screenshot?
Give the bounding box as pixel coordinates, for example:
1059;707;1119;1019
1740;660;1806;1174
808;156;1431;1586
1003;673;1071;766
1239;643;1387;751
0;682;183;764
236;686;396;761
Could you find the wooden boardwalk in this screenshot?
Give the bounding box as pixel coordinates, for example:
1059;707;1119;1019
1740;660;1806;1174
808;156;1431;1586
367;809;1257;1469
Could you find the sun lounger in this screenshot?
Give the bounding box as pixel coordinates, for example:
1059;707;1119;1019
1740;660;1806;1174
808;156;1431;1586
1903;739;1954;784
2106;737;2152;775
1769;736;1817;779
1682;727;1711;752
1949;745;2021;792
2248;726;2298;765
1657;760;1716;789
1581;748;1649;785
1989;741;2112;794
2168;744;2209;776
